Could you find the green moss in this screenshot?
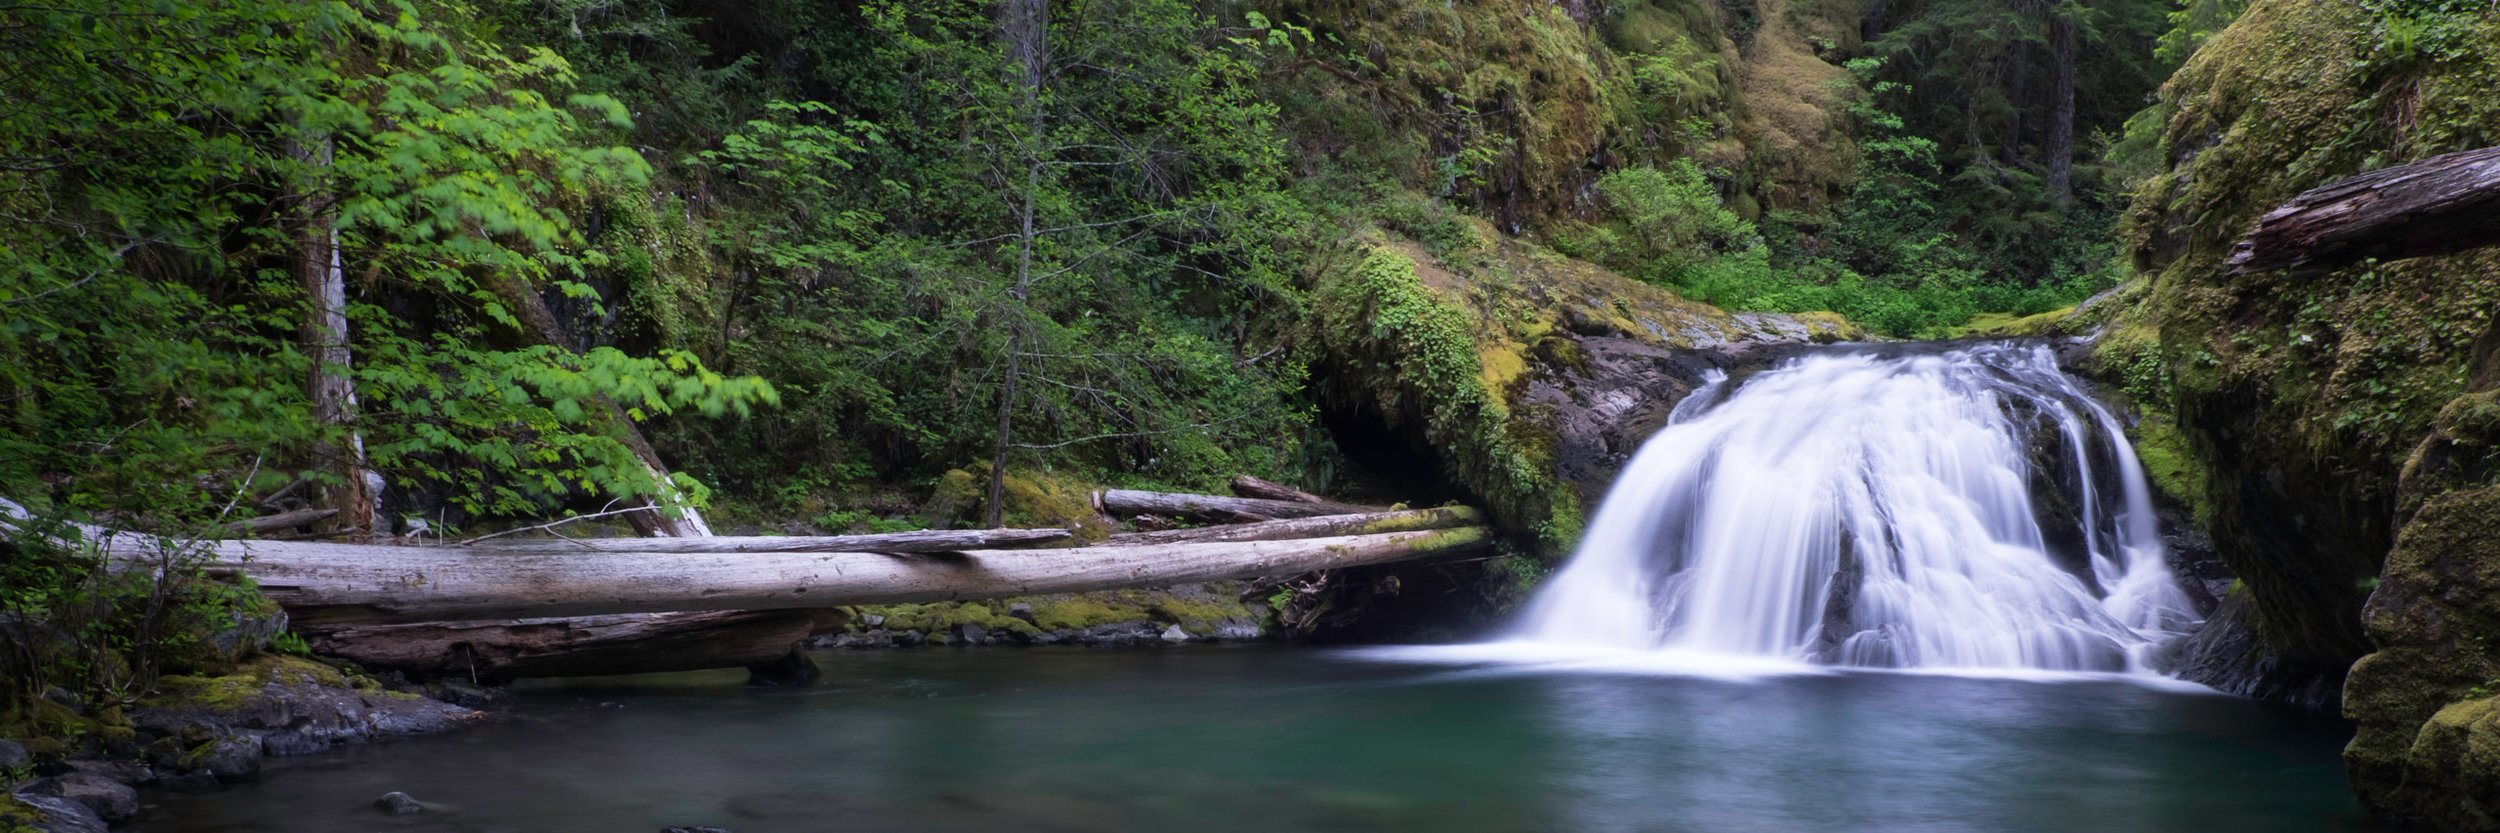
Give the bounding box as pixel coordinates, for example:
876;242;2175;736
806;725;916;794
146;654;350;712
1;794;51;833
2129;412;2213;526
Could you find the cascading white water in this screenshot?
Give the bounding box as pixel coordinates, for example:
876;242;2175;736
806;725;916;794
1514;342;2197;672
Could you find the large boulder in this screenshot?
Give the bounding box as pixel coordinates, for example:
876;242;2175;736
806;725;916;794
2093;0;2500;823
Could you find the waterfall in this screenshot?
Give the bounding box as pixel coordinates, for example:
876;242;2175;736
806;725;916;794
1514;342;2196;672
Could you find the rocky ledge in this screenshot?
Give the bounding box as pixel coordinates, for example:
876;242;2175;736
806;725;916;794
4;654;480;832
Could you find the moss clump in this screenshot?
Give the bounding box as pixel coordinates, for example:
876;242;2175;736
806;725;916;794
1;794;53;833
2128;411;2213;526
853;585;1270;640
146;653;351;712
997;469;1114;541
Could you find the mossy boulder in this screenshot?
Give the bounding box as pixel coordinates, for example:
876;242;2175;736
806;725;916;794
2098;0;2500;707
2098;0;2500;821
134;653;476;762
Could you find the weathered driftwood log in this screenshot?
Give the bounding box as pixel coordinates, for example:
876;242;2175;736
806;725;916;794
1094;488;1371;522
307;610;843;683
465;527;1074;554
213;527;1495;627
1100;506;1478;548
1229;475;1329;504
2229;146;2500;276
225;508;338;535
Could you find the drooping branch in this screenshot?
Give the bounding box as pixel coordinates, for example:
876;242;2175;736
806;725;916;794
2228;146;2500;277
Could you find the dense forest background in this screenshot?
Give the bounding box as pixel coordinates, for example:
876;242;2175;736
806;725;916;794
0;0;2228;540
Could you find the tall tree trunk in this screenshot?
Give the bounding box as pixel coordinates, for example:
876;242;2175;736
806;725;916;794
293;137;378;540
2003;39;2030;168
986;0;1048;529
2045;10;2077;205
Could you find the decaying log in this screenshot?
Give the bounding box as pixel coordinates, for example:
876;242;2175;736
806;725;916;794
2229;146;2500;276
1229;475;1329;504
1095;488;1372;522
465;526;1074;554
307;610;843;682
214;527;1495;628
225;508;338;535
1100;506;1478;548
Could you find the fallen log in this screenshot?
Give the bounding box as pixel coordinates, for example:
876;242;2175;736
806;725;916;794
225;508;339;536
1100;506;1478;548
307;610;842;683
2229;145;2500;276
1229;475;1330;504
463;526;1074;554
211;527;1495;627
1094;488;1372;522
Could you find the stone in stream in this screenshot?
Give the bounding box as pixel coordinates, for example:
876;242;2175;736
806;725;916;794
373;791;425;815
1159;624;1188;642
195;736;262;783
8;793;108;833
13;772;139;823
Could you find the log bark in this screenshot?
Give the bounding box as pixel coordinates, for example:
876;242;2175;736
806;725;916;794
306;610;841;683
464;526;1074;554
1100;507;1478;548
203;527;1494;627
1095;489;1373;522
2229;146;2500;277
225;508;338;535
1228;475;1331;504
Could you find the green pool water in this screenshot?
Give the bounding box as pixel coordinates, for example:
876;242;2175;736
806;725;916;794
131;645;2368;833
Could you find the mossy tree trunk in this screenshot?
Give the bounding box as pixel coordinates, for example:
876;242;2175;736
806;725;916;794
292;135;378;540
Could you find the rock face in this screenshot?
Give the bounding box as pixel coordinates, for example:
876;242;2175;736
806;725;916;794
2096;0;2500;823
1297;228;1854;639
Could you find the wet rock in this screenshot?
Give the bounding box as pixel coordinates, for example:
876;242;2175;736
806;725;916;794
958;622;988;644
1159;625;1188;643
13;773;137;823
133;656;479;761
60;760;151;787
425;679;506;710
373;791;425;815
9;793;107;833
196;736;261;783
0;739;26;772
154;770;221;792
1006;603;1035;620
661;827;733;833
744;648;820;686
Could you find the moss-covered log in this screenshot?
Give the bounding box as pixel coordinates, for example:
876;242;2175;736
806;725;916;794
2229;146;2500;276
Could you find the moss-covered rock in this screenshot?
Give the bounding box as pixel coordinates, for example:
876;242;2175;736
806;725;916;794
2099;0;2500;820
828;583;1274;647
2099;0;2500;706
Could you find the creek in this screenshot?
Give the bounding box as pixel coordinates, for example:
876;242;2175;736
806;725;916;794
132;342;2367;832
